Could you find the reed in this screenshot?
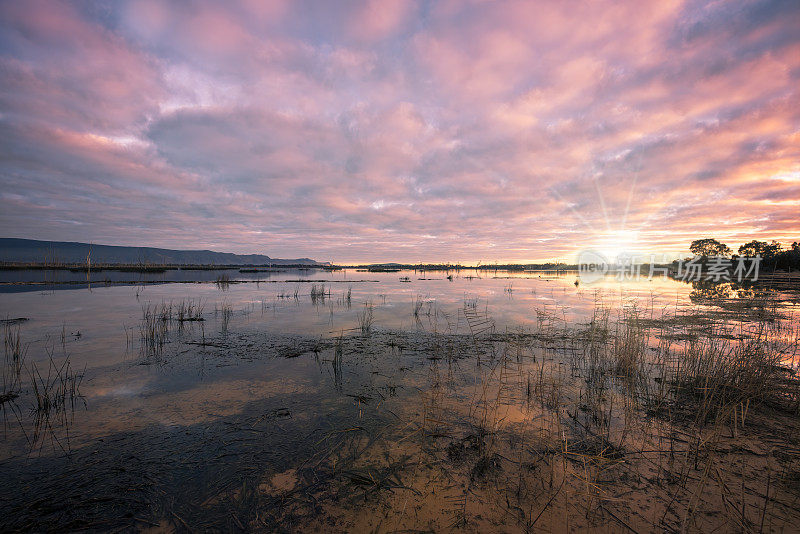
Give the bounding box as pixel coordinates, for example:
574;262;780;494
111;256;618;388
357;302;374;335
310;283;330;304
216;274;231;290
2;322;26;405
176;298;205;322
26;342;85;450
140;302;170;359
29;346;84;418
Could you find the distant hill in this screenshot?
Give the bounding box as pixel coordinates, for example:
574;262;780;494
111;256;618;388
0;238;323;266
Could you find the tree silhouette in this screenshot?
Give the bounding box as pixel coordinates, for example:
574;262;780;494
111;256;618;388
738;240;782;258
689;238;731;257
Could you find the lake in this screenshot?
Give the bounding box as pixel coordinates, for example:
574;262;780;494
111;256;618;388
1;269;798;532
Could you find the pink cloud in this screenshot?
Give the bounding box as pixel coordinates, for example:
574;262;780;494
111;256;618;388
0;0;798;262
348;0;417;42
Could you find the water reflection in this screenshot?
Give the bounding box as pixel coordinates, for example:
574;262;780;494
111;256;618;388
1;270;798;531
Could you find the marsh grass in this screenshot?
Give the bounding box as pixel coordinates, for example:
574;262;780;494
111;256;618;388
412;294;426;319
395;293;800;532
670;322;799;428
310;283;330;305
215;301;233;335
2;322;26;404
277;286;297;299
140;302;171;359
20;339;85;452
1;325;27;442
336;286;352;308
177;299;205;322
29;345;85;420
216;274;231;290
333;332;344;392
1;321;86;454
357;302;374;335
5;284;799;532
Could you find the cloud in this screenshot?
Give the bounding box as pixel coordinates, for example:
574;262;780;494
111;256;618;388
0;0;165;134
347;0;417;42
0;0;798;262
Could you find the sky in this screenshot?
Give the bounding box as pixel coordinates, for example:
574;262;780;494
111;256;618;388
0;0;798;264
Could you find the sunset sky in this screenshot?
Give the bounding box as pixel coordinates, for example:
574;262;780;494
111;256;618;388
0;0;798;263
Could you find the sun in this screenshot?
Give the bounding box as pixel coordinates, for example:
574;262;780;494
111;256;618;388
592;230;640;263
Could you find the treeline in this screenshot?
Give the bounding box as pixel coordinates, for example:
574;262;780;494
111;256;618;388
689;238;800;271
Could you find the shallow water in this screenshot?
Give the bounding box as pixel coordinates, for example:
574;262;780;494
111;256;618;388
1;270;798;531
0;270;695;438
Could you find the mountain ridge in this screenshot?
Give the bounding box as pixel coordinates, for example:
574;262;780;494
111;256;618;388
0;238;323;266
